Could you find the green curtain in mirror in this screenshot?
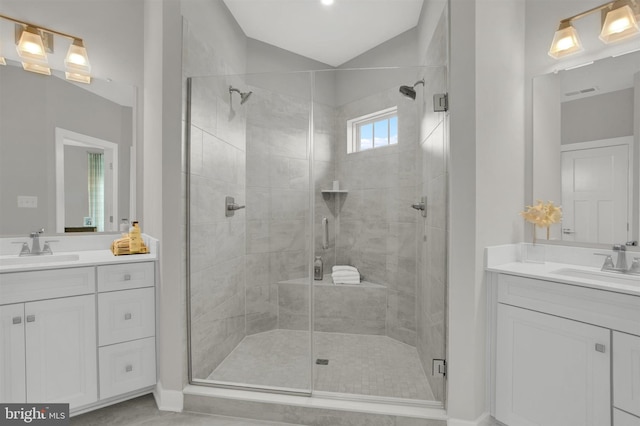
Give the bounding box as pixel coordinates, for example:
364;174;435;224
88;152;105;232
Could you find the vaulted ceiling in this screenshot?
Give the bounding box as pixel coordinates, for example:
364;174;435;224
223;0;424;67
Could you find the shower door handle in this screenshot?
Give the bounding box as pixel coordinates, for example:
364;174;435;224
322;217;329;249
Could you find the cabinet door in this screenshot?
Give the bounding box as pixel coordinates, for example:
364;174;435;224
0;304;26;403
496;304;611;426
614;331;640;418
25;295;97;409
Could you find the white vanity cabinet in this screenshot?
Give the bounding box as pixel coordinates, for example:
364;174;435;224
0;258;157;415
25;295;98;407
0;267;97;408
0;303;26;402
491;273;640;426
613;331;640;419
496;304;611;426
96;262;156;400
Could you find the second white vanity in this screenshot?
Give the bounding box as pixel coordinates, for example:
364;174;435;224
487;244;640;426
0;234;158;416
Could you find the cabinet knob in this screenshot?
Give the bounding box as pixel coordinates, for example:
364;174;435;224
124;274;131;281
125;364;133;373
26;315;35;323
595;343;606;353
12;316;22;325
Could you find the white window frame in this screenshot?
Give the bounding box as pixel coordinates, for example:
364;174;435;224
347;106;398;153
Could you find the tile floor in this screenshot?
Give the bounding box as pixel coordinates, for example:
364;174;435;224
70;394;303;426
207;329;434;401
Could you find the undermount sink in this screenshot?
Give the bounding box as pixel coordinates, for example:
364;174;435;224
551;268;640;286
0;253;80;267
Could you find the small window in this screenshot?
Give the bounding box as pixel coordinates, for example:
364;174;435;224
347;107;398;153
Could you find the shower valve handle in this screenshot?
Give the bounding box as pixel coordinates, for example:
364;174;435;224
225;196;245;217
228;203;245;211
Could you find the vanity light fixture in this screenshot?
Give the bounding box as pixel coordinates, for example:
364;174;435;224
548;21;583;58
0;13;92;83
548;0;640;59
600;0;640;43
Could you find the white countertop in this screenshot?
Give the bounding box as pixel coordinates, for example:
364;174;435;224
487;261;640;296
0;249;157;273
0;234;158;273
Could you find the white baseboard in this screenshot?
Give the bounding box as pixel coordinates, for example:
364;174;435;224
153;381;184;412
449;412;497;426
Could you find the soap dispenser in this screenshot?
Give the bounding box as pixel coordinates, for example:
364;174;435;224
314;256;323;281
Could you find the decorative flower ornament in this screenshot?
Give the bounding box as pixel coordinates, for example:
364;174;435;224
520;200;563;240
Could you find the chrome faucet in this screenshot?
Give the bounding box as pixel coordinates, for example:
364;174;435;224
612;244;628;271
595;244;634;274
29;228;44;255
17;228;53;256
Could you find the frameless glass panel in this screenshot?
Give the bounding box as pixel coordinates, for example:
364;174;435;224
312;66;447;404
187;71;312;394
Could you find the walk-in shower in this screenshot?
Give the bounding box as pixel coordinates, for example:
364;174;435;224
186;66;449;407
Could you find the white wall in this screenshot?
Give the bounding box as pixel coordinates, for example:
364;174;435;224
142;0;185;411
448;0;526;423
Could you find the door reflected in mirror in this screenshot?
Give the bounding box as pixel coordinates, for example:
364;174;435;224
533;51;640;246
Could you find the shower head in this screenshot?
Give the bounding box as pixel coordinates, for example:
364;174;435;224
240;90;252;105
229;86;253;105
399;79;425;100
399;85;417;100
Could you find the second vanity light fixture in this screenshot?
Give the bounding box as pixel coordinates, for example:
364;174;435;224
0;14;91;83
549;0;640;59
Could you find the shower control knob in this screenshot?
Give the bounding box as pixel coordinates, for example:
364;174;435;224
225;196;246;217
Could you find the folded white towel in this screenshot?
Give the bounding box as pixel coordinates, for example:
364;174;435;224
331;271;360;279
331;270;361;285
332;265;359;273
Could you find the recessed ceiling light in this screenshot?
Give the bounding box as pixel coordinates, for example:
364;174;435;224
321;0;334;6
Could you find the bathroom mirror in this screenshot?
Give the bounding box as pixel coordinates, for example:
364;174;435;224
532;50;640;246
0;61;135;236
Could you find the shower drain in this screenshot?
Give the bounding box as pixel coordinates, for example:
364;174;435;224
315;359;329;365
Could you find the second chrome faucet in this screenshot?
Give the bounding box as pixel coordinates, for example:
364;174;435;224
595;244;640;275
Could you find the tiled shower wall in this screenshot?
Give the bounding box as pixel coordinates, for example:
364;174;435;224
335;88;421;346
416;10;449;402
185;22;248;379
244;86;311;335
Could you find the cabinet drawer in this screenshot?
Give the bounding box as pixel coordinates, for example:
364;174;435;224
0;267;95;305
98;288;155;346
498;274;640;335
99;337;156;400
614;331;640;418
614;409;640;426
97;262;154;292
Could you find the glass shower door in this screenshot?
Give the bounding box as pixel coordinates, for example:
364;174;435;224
186;72;313;394
310;66;448;405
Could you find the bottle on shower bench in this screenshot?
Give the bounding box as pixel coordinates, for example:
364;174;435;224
314;256;323;280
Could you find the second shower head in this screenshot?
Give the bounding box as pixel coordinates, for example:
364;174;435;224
229;86;253;105
399;79;425;100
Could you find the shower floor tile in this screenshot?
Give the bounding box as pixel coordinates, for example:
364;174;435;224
207;329;435;401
